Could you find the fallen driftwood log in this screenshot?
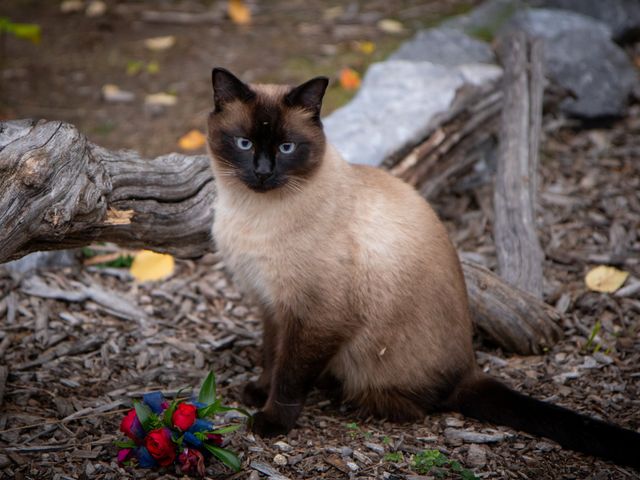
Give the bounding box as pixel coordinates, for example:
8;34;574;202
493;33;545;298
0;119;561;354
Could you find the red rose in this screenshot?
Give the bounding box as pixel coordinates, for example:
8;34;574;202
172;403;197;431
145;428;176;467
178;448;206;476
120;409;145;443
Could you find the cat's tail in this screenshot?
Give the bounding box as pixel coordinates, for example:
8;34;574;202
443;372;640;469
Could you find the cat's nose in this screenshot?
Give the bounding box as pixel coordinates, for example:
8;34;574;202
254;156;273;182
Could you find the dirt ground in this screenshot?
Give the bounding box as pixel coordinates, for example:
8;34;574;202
1;1;640;480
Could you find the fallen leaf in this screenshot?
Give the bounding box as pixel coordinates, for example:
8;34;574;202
585;265;629;293
101;84;135;103
377;18;404;34
86;0;106;17
339;67;361;90
355;40;375;55
228;0;251;25
130;250;175;282
126;60;143;76
144;35;175;51
60;0;84;14
145;92;177;106
146;60;160;74
178;130;207;151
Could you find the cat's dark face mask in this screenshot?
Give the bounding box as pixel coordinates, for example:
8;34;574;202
207;68;328;193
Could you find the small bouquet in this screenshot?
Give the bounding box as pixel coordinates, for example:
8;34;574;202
116;371;248;476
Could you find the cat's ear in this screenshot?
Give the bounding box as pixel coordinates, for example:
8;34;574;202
285;76;329;118
211;67;255;111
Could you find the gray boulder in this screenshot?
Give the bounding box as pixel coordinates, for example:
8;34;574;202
545;29;638;118
324;60;502;167
443;0;537;38
502;8;612;39
390;27;496;66
500;8;638;118
543;0;640;42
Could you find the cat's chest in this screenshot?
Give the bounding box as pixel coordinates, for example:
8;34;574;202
213;202;309;306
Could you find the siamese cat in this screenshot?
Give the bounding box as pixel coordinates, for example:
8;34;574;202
206;67;639;468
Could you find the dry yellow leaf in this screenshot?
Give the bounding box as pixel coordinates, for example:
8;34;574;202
355;41;375;55
377;19;404;34
144;35;176;51
130;250;175;282
179;129;206;151
228;0;251;25
585;265;629;293
144;92;177;106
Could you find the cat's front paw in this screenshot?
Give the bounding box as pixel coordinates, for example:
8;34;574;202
251;411;292;438
242;381;269;408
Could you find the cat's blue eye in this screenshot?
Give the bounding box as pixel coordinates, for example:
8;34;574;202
235;137;253;150
279;142;296;154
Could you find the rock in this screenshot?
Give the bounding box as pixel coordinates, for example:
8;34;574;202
443;0;535;37
273;454;287;466
340;446;353;457
501;8;612;40
390;27;496;66
248;471;260;480
466;444;487;467
324;60;501;167
500;9;638;118
274;441;293;452
542;0;640;42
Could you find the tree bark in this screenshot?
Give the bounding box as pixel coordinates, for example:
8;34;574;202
0;118;561;354
493;33;545;298
0;119;216;262
389;81;502;201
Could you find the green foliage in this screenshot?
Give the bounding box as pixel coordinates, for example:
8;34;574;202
0;17;41;44
115;439;137;449
202;444;241;472
198;371;217;406
585;320;602;353
384;452;403;462
412;449;478;480
133;400;163;431
81;247;133;268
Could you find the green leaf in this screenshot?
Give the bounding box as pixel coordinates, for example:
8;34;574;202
198;371;217;406
115;439;137;449
3;20;41;43
198;401;251;420
134;401;154;430
211;424;242;434
203;444;241;472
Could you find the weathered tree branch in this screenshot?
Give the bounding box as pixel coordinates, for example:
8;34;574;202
0;119;216;262
493;33;545;298
0;118;561;354
389;81;502;200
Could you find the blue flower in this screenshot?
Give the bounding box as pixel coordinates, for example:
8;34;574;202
189;418;213;433
135;446;158;468
183;431;203;448
143;391;166;414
